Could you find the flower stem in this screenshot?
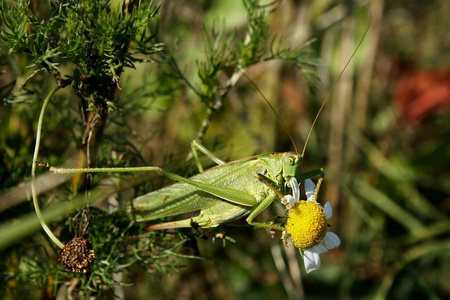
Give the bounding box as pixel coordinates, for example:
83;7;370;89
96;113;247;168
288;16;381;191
31;85;65;249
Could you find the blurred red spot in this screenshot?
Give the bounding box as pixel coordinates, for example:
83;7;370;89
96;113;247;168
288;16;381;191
395;70;450;123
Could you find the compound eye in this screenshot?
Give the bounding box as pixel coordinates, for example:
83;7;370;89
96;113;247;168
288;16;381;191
287;156;295;166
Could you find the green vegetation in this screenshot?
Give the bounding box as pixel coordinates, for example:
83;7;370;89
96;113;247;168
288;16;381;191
1;0;449;299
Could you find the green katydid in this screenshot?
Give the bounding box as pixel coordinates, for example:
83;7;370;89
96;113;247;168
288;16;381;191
51;140;322;232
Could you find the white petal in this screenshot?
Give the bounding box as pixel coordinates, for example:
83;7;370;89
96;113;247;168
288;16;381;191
305;179;316;201
289;178;300;201
324;202;332;219
284;195;296;207
323;232;340;250
303;248;321;273
311;243;328;254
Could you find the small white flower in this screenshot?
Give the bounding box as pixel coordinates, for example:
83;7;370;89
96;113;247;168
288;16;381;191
284;178;341;273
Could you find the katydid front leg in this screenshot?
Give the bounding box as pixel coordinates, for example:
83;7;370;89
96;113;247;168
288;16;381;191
243;173;287;231
244;169;326;232
245;193;285;231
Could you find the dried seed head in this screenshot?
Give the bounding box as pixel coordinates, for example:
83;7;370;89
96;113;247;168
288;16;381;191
59;237;95;273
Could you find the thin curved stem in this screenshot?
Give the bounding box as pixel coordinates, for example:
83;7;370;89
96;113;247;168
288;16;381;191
31;84;64;249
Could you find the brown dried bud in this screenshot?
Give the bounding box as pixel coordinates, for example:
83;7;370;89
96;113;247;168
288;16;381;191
59;237;95;273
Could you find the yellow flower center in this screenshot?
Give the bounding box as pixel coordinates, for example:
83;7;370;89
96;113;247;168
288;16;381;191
285;200;327;250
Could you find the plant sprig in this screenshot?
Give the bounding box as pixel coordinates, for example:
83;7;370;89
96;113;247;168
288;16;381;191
168;0;319;141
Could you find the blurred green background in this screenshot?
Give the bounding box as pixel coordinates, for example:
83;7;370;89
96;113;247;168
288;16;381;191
1;0;450;299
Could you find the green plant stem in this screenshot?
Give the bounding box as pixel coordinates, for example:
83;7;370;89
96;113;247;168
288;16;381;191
31;84;64;249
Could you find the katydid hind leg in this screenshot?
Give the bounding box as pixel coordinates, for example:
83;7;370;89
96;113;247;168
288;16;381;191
191;140;225;173
52;164;258;207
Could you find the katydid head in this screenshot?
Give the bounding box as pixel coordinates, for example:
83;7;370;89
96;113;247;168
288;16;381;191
281;152;302;187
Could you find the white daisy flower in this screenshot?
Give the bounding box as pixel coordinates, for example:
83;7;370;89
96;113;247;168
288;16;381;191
283;178;341;273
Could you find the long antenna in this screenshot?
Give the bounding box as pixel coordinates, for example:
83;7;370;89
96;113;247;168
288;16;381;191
242;71;300;156
301;10;372;157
